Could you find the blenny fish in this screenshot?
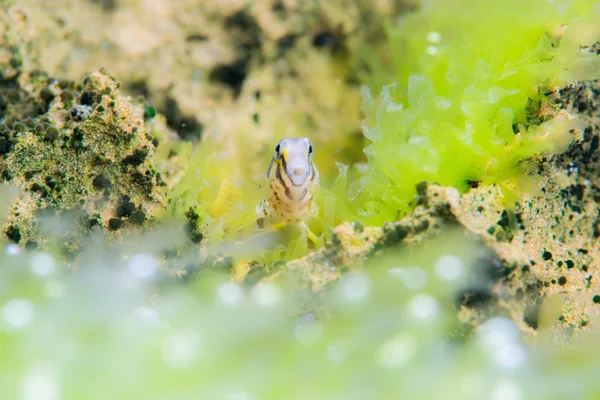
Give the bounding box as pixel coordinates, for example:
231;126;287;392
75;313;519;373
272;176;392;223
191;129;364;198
256;137;320;240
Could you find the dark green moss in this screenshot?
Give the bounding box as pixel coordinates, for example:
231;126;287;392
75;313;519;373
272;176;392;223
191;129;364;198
414;220;430;233
24;241;38;250
44;176;56;190
130;210;146;224
184;209;204;245
108;218;123;231
70;127;85;150
60;90;75;107
58;79;71;90
123;148;148;166
12;122;27;132
116;196;135;218
44;127;59;141
382;223;410;245
186;226;203;245
131;171;154;193
415;181;429;206
39;87;55;103
5;225;21;243
89;214;102;229
92;174;112;189
498;210;510;228
185;207;200;221
80;91;97;106
0;136;13;155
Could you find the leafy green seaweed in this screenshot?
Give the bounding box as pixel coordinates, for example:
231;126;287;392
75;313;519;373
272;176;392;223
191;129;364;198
329;0;600;225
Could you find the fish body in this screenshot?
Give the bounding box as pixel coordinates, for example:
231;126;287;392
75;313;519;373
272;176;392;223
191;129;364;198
257;137;320;227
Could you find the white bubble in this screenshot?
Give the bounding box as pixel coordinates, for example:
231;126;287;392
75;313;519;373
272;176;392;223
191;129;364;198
21;367;59;400
294;320;323;346
2;298;34;329
408;294;439;321
45;281;65;298
218;282;243;305
478;318;527;370
127;254;158;280
477;317;520;348
377;333;417;369
427;31;442;43
30;253;56;277
402;267;427;290
327;342;346;364
489;380;523;400
133;306;160;325
340;272;370;302
435;255;464;281
161;330;201;369
495;343;527;370
427;46;438;55
6;244;21;256
250;283;280;307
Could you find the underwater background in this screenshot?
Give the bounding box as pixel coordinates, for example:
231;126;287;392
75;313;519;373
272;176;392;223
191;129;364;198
1;0;600;398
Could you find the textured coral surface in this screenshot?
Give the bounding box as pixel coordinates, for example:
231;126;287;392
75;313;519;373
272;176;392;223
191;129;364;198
1;68;166;257
2;0;600;398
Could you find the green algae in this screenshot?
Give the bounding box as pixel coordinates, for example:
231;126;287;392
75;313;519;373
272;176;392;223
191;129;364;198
338;0;600;225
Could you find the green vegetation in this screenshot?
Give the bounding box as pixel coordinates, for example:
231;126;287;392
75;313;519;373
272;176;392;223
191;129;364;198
2;0;600;397
337;0;600;225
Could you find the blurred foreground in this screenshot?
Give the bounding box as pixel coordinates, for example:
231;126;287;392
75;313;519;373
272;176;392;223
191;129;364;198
2;226;600;399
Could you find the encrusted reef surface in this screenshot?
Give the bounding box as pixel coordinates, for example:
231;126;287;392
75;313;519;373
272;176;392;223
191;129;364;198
254;72;600;339
0;65;167;257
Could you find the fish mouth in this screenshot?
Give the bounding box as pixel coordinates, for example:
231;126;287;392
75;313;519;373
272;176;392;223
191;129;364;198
282;157;309;186
290;173;308;186
289;170;308;186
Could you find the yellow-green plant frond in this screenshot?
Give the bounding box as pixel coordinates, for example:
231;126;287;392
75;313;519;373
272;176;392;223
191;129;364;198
337;0;600;225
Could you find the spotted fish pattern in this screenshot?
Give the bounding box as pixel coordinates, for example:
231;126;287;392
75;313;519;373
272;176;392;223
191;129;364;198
257;137;320;228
